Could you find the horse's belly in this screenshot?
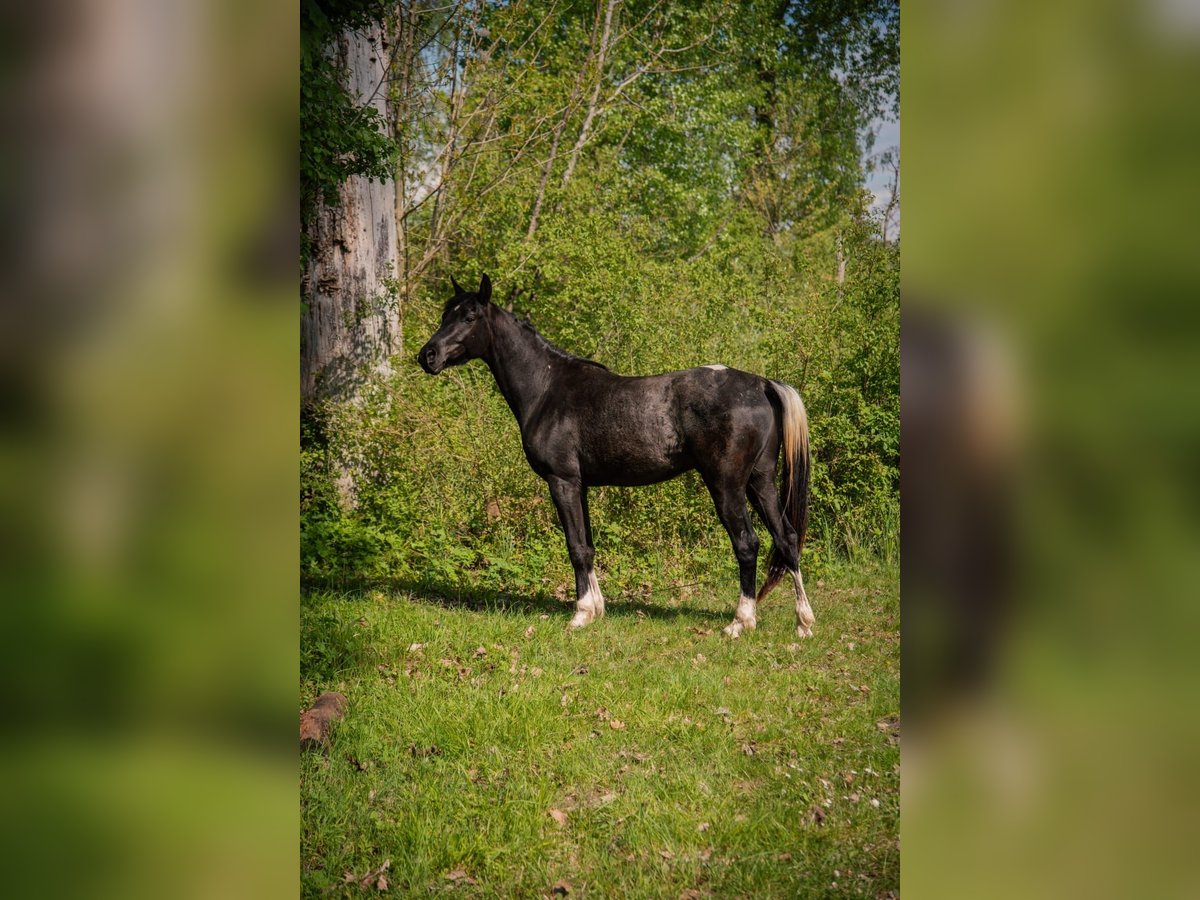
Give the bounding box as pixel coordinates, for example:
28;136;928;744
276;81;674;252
578;436;690;486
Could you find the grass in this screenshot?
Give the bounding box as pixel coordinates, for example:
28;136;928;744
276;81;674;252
300;558;899;897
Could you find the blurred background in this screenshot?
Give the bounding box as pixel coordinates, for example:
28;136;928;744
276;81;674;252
2;0;1198;895
903;0;1200;896
0;0;297;896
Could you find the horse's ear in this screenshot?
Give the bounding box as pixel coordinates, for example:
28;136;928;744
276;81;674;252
479;273;492;303
451;275;464;296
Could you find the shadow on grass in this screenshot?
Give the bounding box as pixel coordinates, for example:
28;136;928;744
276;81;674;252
301;575;730;625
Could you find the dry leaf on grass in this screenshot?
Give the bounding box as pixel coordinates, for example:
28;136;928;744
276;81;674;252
609;719;626;731
299;691;347;750
548;808;568;827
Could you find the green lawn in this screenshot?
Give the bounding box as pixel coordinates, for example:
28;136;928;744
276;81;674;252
301;560;899;897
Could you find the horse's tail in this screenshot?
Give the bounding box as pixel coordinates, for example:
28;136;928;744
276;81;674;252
756;381;811;603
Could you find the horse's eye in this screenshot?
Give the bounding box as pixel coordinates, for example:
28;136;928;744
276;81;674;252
464;311;478;323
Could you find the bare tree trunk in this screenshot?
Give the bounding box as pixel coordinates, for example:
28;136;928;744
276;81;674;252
525;118;567;240
881;150;899;243
394;6;417;365
836;229;846;298
426;9;467;266
301;23;401;401
559;0;619;193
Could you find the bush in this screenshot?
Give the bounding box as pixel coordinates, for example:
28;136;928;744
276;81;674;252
300;205;898;592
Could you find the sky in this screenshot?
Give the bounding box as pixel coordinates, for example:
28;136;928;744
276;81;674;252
865;115;900;235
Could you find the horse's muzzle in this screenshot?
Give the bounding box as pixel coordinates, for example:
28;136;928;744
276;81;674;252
418;344;442;374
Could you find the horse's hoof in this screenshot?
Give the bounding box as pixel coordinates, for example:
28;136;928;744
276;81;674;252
723;619;754;638
568;611;595;629
796;623;814;638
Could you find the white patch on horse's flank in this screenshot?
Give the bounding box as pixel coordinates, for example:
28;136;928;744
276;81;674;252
792;569;815;637
569;569;605;629
723;593;757;638
702;364;728;370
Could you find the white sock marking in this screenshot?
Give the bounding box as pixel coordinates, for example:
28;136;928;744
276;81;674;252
792;570;815;637
569;569;605;629
723;593;757;638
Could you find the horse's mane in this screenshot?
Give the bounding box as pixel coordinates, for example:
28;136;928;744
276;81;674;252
513;315;609;371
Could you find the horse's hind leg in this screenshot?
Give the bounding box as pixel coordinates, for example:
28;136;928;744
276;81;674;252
705;479;760;638
546;476;604;629
748;467;814;637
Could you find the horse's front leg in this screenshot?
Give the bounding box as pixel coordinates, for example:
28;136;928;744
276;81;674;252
546;476;604;629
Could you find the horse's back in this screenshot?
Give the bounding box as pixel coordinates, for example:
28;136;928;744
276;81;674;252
554;364;777;485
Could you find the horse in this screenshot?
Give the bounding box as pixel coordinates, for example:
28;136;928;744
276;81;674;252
417;273;815;638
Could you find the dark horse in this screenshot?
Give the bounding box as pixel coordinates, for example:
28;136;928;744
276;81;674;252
418;274;815;638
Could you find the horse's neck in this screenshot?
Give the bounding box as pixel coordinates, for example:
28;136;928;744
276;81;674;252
484;310;555;429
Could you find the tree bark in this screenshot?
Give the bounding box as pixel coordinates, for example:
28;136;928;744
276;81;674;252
301;23;401;402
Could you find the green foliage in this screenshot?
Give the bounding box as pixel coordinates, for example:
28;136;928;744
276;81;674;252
301;198;897;588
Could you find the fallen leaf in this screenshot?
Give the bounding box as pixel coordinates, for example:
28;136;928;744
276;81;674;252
740;742;757;755
659;849;674;860
848;791;860;803
809;805;826;825
473;646;487;658
844;772;856;785
445;869;475;884
870;797;881;808
610;719;626;730
407;642;424;652
777;852;792;862
551;879;572;895
697;822;710;833
353;860;390;890
524;625;535;638
548;808;568;827
734;813;748;823
714;707;732;717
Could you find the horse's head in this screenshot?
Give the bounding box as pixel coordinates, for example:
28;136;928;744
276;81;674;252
418;273;494;374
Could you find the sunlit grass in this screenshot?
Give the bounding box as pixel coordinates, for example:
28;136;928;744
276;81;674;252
301;559;898;897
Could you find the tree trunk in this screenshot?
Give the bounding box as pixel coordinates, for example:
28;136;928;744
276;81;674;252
301;23;400;402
